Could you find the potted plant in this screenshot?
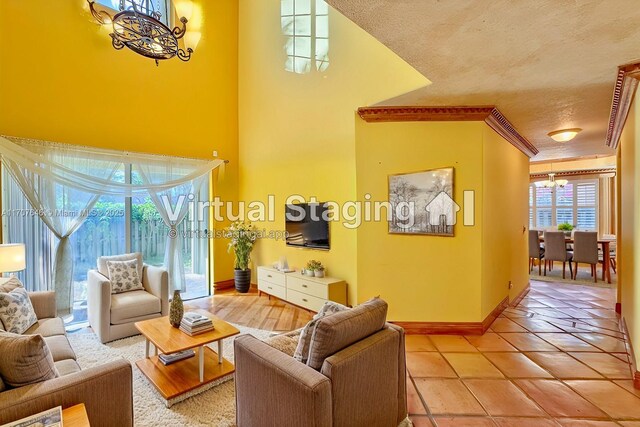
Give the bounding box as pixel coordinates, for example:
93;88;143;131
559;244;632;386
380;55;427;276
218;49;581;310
558;222;574;236
226;220;258;293
306;260;324;277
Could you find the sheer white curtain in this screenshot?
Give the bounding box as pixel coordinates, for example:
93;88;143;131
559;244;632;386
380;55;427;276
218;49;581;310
1;167;55;292
0;136;225;311
137;164;207;292
3;146;121;314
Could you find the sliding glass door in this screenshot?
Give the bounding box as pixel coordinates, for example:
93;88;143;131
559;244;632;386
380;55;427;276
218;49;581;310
69;192;126;324
1;164;211;327
130;178;210;300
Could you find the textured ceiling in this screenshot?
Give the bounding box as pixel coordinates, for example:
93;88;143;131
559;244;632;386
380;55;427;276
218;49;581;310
327;0;640;161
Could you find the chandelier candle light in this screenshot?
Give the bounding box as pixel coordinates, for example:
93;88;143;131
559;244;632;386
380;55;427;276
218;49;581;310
535;172;568;189
88;0;193;65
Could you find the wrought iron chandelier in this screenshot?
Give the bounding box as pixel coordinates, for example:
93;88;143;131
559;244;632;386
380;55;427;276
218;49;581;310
88;0;192;65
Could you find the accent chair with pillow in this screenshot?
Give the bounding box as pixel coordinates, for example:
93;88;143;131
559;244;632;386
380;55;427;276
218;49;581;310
87;252;169;343
234;298;409;427
0;277;133;427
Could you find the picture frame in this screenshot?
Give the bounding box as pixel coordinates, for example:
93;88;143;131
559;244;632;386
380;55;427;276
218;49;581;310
388;167;457;236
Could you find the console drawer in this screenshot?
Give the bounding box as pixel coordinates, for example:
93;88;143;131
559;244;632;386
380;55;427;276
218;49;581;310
258;281;286;300
287;276;328;299
287;289;325;312
257;268;285;287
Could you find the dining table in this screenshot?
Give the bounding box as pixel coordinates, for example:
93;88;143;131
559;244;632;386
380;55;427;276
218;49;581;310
538;236;615;284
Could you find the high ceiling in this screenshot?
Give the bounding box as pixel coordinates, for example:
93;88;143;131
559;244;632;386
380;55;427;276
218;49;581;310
327;0;640;161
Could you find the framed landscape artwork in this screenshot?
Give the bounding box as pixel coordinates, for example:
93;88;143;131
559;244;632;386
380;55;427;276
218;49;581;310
388;167;457;236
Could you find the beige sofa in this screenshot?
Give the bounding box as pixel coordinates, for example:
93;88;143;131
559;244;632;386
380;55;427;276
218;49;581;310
88;255;169;343
0;291;133;427
234;298;408;427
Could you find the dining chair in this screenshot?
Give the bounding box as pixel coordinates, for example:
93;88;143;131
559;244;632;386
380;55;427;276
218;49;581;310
602;234;617;274
572;231;599;283
543;231;573;279
528;229;544;275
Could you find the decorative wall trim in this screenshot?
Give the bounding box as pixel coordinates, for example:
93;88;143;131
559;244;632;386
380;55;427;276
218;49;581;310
529;168;617;180
393;296;509;336
606;62;640;150
357;106;539;158
481;296;510;332
621;318;640;389
485;109;539;159
213;279;235;291
510;283;531;308
357;106;496;122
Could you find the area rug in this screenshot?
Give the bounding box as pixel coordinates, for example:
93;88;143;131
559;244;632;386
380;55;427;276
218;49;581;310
68;324;272;427
530;264;616;288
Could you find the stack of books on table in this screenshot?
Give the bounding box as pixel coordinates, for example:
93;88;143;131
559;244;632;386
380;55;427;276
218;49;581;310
158;350;195;366
180;312;215;336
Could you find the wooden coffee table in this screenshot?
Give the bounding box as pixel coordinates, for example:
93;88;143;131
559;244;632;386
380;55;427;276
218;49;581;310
135;311;240;400
62;404;90;426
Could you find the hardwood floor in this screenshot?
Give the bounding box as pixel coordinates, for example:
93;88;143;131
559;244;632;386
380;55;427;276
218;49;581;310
185;286;313;332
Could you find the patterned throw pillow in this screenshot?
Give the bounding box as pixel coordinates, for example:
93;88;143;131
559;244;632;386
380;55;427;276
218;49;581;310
0;287;38;334
294;301;349;363
107;259;144;294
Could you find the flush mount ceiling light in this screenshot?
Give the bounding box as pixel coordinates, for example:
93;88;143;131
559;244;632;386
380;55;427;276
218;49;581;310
547;128;582;142
88;0;192;66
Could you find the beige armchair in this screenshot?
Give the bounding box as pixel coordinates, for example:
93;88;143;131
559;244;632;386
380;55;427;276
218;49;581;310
0;291;133;427
234;298;408;427
87;253;169;344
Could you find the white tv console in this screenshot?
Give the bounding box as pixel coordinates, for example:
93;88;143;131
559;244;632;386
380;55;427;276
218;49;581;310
257;266;347;312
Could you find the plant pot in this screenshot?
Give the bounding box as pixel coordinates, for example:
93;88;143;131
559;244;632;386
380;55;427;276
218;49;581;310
234;268;251;293
305;269;315;277
314;270;325;278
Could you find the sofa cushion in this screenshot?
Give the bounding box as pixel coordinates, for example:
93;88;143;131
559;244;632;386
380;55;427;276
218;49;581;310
54;359;81;376
43;335;77;362
110;290;161;325
98;253;143;281
0;287;38;334
0;375;5;392
0;276;23;293
24;318;66;337
264;330;301;357
107;259;144;294
306;297;388;370
294;301;348;363
0;331;58;387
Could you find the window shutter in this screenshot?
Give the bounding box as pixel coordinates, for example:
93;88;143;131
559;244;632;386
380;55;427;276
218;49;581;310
555;183;574;225
576;182;597;230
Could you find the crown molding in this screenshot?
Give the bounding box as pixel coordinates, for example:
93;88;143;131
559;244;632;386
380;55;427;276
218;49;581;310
530;167;616;180
357;106;539;158
606;62;640;150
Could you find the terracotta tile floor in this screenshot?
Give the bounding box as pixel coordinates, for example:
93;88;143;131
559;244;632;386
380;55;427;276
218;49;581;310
407;279;640;426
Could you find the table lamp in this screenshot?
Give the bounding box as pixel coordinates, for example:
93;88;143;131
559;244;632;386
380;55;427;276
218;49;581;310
0;244;26;279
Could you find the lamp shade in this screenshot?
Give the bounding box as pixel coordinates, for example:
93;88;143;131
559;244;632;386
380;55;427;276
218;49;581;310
0;244;26;273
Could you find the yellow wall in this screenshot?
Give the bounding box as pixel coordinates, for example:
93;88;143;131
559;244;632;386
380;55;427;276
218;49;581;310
0;0;239;282
238;0;428;305
619;95;639;369
355;120;529;322
355;121;484;322
481;125;530;318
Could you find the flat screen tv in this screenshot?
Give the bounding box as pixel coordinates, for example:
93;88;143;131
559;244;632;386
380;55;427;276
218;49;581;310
285;203;330;250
